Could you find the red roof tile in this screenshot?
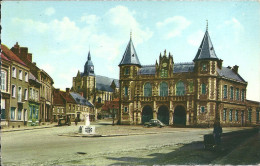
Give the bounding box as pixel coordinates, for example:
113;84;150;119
1;53;11;62
1;44;27;66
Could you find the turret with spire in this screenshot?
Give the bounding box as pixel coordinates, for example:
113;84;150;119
119;32;141;67
193;21;219;62
84;51;95;76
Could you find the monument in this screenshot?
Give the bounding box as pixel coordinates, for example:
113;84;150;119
79;113;95;135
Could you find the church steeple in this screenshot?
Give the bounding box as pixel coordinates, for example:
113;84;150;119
84;51;95;76
119;32;141;67
193;22;218;62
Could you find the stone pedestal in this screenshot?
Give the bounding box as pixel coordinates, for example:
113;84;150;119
79;113;95;135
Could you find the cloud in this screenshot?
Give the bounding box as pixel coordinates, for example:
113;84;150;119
218;18;244;43
156;16;191;39
187;30;204;47
80;14;100;25
106;5;153;45
10;5;152;90
44;7;55;16
39;63;55;76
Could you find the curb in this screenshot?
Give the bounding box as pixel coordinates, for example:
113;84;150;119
2;125;56;132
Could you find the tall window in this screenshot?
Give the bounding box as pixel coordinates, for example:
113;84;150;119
144;82;152;97
11;107;15;120
1;99;6;119
160;82;168;97
189;81;194;92
201;106;205;113
124;86;128;96
18;109;22;120
124;68;129;75
201;83;206;95
12;67;16;78
124;107;128;113
18;87;22;102
202;64;207;71
160;68;168;77
223;85;227;99
19;70;22;80
223;109;227;121
36;90;39;101
176;81;185;96
24;89;28;100
30;88;33;99
12;85;16;97
241;89;245;101
236;88;239;100
230;86;234;100
1;70;7;91
235;110;239;121
248;109;252;122
229;109;233;122
25;72;28;82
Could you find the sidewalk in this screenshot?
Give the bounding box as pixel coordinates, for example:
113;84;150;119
1;123;57;132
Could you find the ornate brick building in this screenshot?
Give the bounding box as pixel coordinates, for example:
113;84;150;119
118;28;259;127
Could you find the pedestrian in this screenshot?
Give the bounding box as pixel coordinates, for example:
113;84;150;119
213;121;222;145
75;118;78;126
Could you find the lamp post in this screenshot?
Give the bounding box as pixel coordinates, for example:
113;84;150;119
112;104;115;126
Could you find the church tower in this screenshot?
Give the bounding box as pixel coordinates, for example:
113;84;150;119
118;33;141;124
193;22;220;124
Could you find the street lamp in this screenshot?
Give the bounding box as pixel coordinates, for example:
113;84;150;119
112;105;115;126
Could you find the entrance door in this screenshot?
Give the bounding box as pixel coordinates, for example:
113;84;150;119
158;106;169;125
173;105;186;126
142;106;153;124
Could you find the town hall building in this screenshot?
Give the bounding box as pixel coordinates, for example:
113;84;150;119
118;26;260;127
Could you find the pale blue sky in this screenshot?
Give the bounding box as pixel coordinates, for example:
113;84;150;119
2;1;260;101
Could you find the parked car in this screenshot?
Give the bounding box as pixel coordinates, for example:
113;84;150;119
144;119;165;128
58;115;71;126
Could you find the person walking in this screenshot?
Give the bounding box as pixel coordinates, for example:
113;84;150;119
213;121;223;145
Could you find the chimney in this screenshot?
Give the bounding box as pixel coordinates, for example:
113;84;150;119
20;47;28;60
217;59;223;69
27;53;32;62
54;88;60;94
227;66;232;69
33;62;37;66
232;65;239;74
66;88;70;94
11;42;20;56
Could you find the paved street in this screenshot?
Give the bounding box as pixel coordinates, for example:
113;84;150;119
1;120;259;165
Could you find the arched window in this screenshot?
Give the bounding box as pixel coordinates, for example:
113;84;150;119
176;81;185;96
160;82;168;97
144;82;152;97
201;83;206;95
124;86;128;96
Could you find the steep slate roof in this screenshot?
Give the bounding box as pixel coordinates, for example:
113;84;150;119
96;75;116;92
173;63;194;73
119;38;141;67
138;63;194;75
70;92;94;107
1;44;27;66
217;67;246;83
193;30;218;61
83;51;95;76
113;80;119;88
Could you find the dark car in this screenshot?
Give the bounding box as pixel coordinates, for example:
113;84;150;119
144;119;165;128
58;115;71;126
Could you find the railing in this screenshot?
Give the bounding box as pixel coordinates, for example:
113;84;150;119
136;95;189;102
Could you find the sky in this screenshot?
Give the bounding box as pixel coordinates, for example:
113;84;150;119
2;1;260;101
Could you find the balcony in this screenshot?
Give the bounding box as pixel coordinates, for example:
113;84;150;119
136;95;189;102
